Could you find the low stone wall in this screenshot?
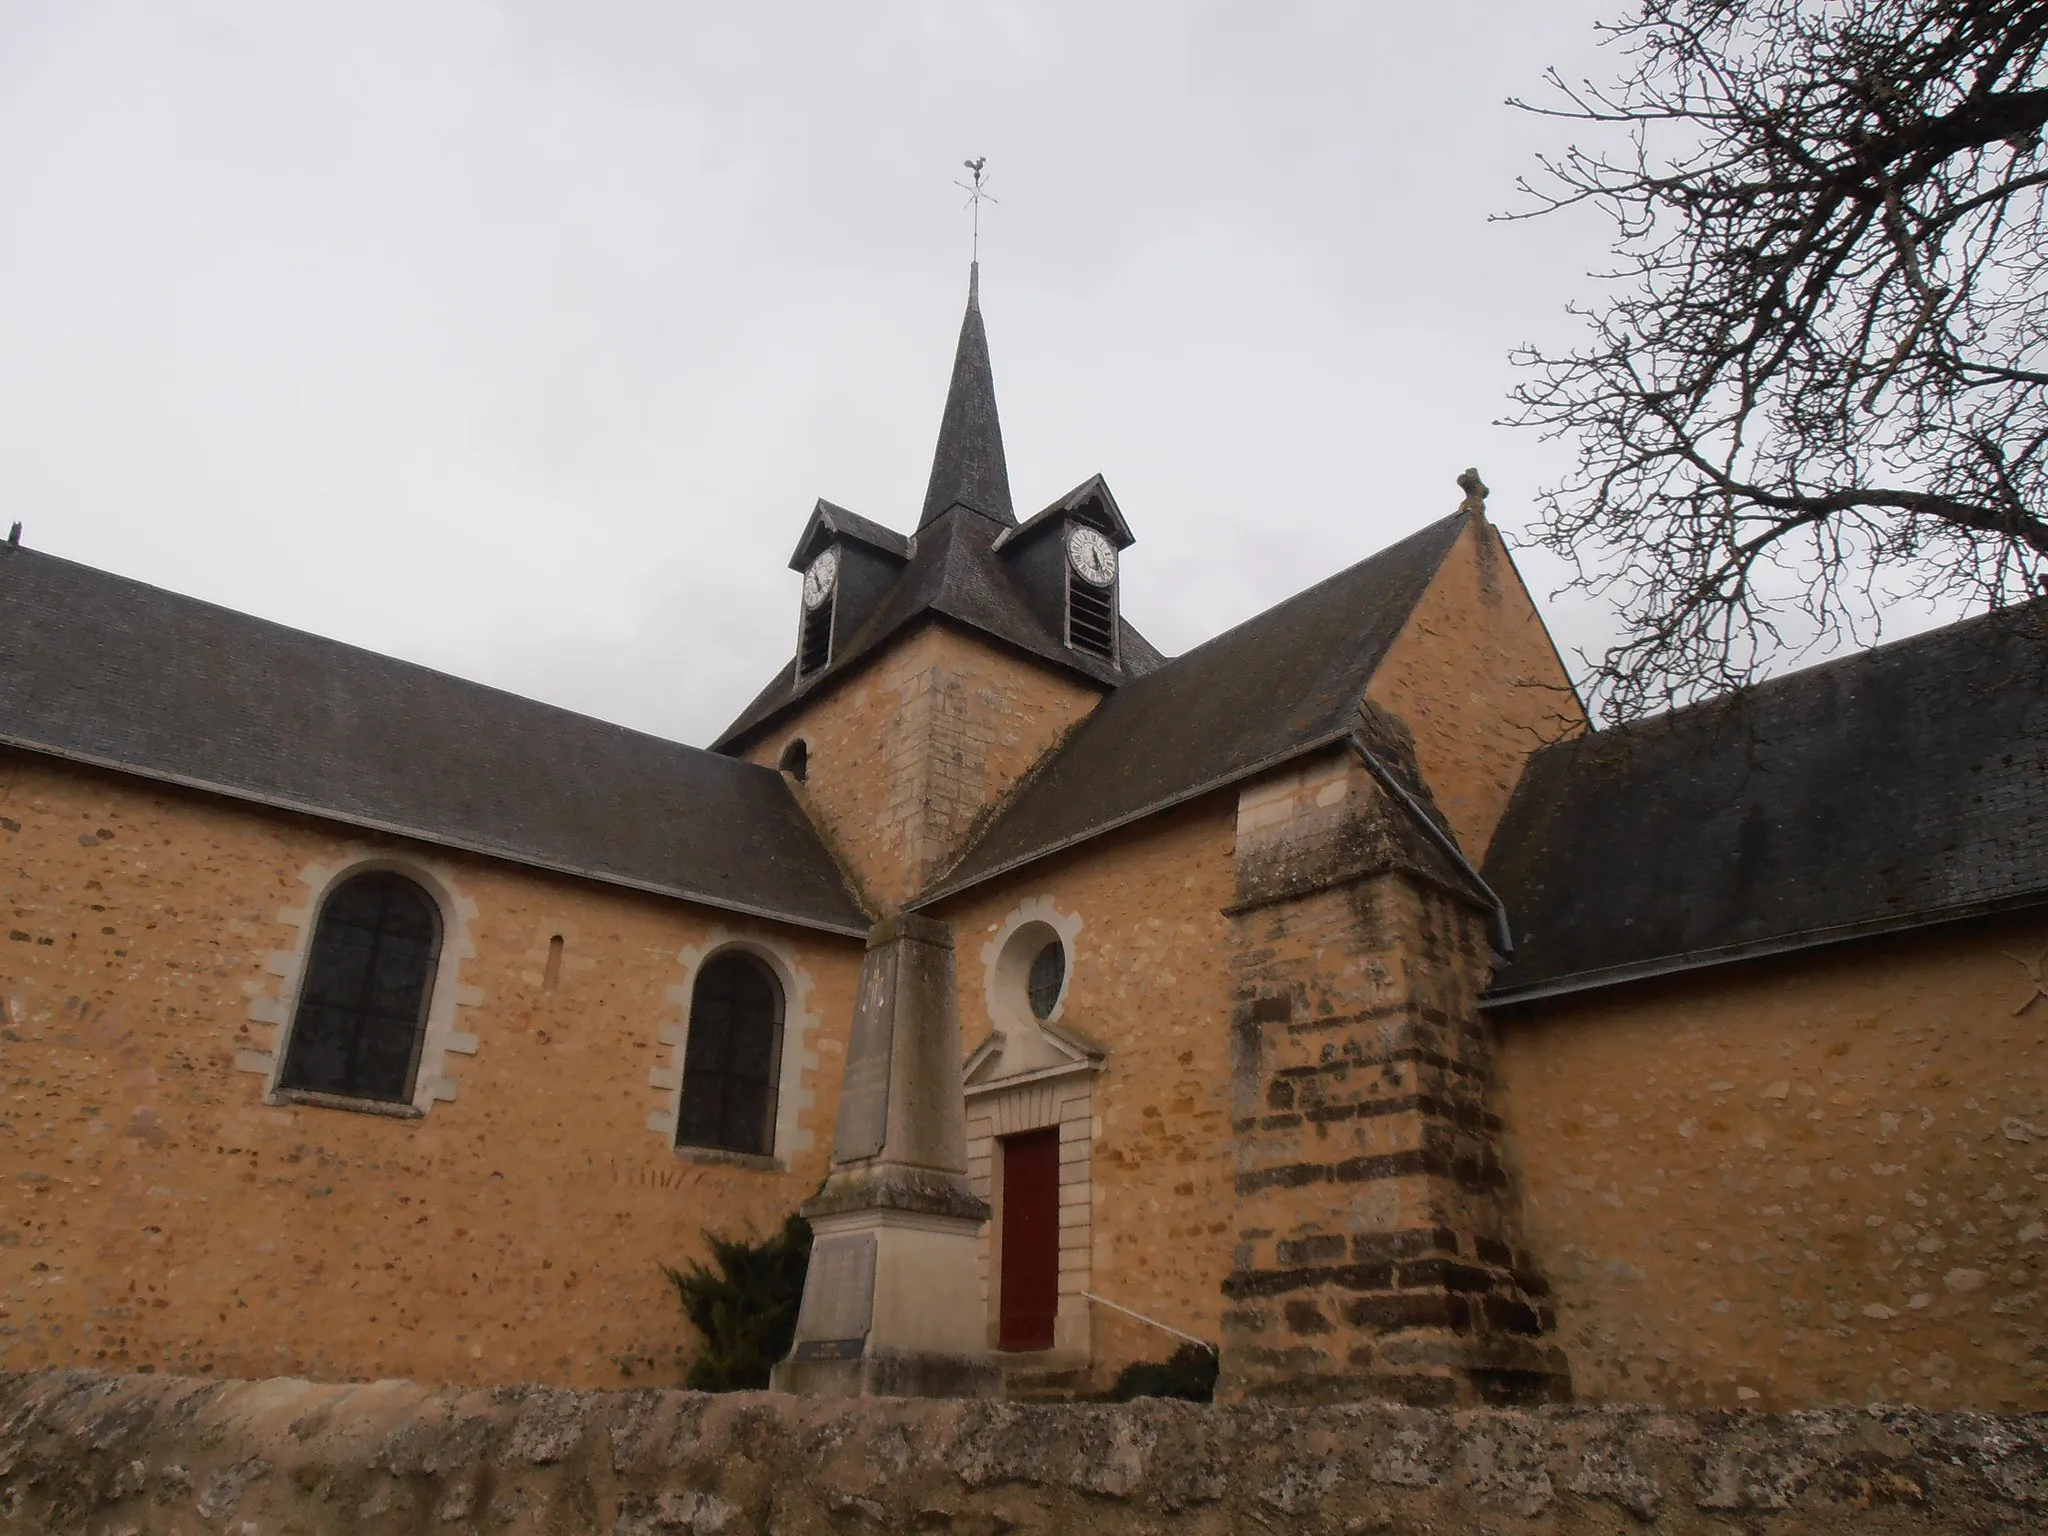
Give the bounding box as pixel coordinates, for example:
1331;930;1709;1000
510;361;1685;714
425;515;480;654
1;1369;2042;1534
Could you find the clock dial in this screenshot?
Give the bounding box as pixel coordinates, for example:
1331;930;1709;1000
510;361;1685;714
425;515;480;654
801;547;839;610
1066;525;1117;587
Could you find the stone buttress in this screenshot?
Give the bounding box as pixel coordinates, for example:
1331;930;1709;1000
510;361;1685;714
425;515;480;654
1219;709;1570;1406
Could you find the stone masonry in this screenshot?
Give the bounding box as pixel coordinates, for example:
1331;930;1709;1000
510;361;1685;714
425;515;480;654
0;752;863;1391
743;626;1099;914
1221;735;1570;1406
3;1367;2043;1535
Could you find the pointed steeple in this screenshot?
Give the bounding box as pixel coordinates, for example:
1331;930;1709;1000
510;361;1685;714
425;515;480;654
919;261;1015;529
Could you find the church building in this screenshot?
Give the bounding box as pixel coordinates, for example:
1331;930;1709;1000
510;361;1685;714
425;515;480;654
2;268;2043;1411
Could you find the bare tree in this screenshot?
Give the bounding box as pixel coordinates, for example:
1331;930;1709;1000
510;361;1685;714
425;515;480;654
1508;0;2048;721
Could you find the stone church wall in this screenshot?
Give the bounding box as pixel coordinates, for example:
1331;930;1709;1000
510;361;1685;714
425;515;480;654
0;750;863;1390
934;794;1239;1388
740;626;1101;913
1492;907;2048;1412
1366;515;1586;862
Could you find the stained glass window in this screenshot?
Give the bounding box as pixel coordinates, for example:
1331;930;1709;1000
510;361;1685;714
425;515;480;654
677;953;784;1155
278;872;439;1104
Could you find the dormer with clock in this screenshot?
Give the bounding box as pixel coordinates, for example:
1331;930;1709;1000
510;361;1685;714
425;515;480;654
717;264;1166;798
797;546;838;679
993;474;1135;668
785;499;911;688
1062;524;1118;659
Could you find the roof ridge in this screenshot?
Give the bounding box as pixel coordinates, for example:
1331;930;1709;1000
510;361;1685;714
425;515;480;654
1563;592;2048;748
2;546;750;767
1115;509;1469;688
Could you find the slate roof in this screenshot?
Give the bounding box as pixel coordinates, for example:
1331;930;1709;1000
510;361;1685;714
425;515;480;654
920;263;1014;529
995;475;1135;554
790;499;910;569
715;505;1166;751
0;546;870;936
713;268;1165;753
917;511;1472;903
1483;599;2048;1002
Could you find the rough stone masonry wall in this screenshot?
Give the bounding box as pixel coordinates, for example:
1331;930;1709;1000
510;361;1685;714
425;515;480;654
742;626;1101;912
1493;908;2048;1413
0;752;862;1390
3;1367;2044;1535
1224;749;1567;1407
1365;516;1586;863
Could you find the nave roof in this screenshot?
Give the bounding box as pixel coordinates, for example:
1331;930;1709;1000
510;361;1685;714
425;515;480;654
0;545;871;936
1484;598;2048;1002
919;510;1473;902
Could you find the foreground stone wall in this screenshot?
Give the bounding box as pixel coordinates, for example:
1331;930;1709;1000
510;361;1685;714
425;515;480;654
2;1368;2042;1535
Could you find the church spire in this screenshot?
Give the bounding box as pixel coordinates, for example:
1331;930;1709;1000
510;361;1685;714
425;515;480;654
919;260;1015;529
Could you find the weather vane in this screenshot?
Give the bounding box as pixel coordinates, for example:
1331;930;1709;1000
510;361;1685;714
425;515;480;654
956;157;997;262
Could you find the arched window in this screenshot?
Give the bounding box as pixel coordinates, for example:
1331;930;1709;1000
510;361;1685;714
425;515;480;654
676;952;784;1156
278;871;441;1104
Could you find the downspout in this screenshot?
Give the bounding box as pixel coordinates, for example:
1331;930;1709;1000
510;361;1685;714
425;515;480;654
1344;729;1515;960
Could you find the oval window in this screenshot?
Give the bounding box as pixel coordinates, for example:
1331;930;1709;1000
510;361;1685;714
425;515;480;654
1026;940;1065;1020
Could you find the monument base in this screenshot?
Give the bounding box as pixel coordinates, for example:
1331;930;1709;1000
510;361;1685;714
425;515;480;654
775;1202;998;1400
771;1346;1003;1400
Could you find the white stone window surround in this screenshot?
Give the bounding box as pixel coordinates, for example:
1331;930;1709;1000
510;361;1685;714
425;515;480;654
650;928;824;1171
967;894;1101;1359
238;852;484;1119
983;896;1085;1033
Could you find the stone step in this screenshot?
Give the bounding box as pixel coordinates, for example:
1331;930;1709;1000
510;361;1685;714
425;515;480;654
1004;1368;1093;1403
998;1349;1095;1403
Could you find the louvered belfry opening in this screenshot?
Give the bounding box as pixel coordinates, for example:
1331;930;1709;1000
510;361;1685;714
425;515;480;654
797;599;833;681
1066;568;1116;660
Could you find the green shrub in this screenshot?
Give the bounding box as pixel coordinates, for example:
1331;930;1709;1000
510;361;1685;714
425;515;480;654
1109;1342;1218;1403
662;1213;812;1391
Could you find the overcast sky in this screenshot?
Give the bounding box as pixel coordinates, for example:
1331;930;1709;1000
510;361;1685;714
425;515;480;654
4;1;1650;746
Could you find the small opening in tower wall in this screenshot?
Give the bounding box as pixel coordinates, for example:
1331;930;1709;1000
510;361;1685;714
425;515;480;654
1067;571;1116;660
797;601;833;680
778;739;809;782
544;934;564;991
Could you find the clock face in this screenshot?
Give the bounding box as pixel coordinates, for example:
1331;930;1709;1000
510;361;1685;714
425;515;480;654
801;547;839;610
1066;525;1117;587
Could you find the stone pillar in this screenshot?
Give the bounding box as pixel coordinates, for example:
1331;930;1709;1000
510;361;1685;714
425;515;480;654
1217;733;1570;1407
773;914;1000;1399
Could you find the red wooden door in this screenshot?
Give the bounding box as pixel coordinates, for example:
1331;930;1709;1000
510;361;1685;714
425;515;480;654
999;1129;1061;1351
